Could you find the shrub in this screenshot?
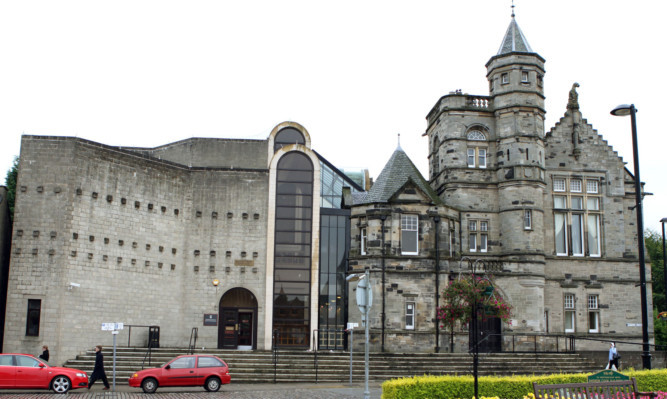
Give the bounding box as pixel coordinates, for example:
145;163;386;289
381;370;667;399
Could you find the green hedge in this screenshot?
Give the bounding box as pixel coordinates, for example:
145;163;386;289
381;369;667;399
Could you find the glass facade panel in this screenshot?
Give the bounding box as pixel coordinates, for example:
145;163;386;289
274;127;306;152
318;211;349;350
273;152;313;347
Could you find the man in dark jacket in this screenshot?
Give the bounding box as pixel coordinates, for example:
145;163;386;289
88;345;110;390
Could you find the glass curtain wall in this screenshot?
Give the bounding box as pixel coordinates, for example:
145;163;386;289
273;151;313;347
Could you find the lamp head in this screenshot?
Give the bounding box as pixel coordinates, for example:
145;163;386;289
610;104;636;116
212;279;219;287
660;218;667;224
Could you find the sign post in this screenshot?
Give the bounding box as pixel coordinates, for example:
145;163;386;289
101;322;124;391
346;322;358;385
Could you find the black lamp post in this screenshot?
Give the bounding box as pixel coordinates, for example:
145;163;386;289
661;218;667;311
610;104;651;369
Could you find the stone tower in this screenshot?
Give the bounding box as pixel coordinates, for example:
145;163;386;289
426;14;548;333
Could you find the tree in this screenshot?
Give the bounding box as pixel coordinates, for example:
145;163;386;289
3;157;18;222
646;229;667;348
437;275;512;351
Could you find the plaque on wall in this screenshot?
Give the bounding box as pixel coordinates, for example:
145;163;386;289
234;260;254;267
203;314;218;326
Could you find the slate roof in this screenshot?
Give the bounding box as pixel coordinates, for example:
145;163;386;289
358;147;442;205
497;17;534;55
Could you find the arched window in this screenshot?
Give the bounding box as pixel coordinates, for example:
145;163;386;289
274;127;305;152
466;130;488;168
467;130;486;141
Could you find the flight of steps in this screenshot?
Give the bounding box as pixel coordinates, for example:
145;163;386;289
63;347;599;385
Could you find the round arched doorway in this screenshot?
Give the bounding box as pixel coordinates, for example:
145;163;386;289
218;288;258;350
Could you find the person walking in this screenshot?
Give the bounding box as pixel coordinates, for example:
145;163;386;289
606;342;619;370
38;345;49;362
88;345;110;390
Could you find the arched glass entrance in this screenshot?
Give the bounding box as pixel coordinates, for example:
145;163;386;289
218;288;258;350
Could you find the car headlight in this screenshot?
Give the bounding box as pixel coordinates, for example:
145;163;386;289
132;373;138;378
76;373;86;377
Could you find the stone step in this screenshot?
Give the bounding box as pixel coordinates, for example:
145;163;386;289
63;347;599;384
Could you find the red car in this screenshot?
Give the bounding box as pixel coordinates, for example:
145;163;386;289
128;354;231;393
0;353;88;393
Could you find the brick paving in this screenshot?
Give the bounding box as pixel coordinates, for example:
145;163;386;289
0;382;383;399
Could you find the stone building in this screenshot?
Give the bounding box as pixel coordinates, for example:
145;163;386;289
1;15;653;361
2;122;363;364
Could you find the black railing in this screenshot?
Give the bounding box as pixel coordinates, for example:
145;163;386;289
312;329;319;383
125;324;159;348
272;329;280;384
141;337;155;369
188;327;198;354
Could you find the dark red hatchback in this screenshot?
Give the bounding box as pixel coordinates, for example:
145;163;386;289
128;354;231;393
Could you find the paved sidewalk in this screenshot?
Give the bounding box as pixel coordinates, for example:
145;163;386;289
0;382;383;398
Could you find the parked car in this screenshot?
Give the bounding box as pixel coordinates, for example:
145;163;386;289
0;353;88;393
128;354;231;393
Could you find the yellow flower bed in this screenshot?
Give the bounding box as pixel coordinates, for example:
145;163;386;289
381;369;667;399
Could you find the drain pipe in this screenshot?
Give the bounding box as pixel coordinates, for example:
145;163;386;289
380;214;386;353
433;215;440;353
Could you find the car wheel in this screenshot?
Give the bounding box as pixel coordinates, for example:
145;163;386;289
51;376;71;394
141;377;158;393
205;376;221;392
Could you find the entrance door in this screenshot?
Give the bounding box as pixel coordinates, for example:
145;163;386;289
238;312;253;350
218;288;258;350
469;316;502;353
220;309;238;349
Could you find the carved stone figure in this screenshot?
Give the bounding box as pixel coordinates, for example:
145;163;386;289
567;82;580;110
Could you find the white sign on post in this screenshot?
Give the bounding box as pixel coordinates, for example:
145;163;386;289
101;322;124;331
347;322;359;330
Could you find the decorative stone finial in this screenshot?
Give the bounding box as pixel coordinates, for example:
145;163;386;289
567;82;580;110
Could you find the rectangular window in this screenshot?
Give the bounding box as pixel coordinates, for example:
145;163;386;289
405;302;415;330
553;178;566;192
478;149;487;168
588;295;599;333
501;73;509;84
480;221;488;232
360;227;367;256
480;234;488;252
586;198;599;211
26;299;41;336
587;215;601;256
469;234;477;252
564;294;575;333
521;71;529;82
554;196;567;209
469;220;477;231
586;180;599;194
524;209;532;230
554;213;568;256
467;149;476;168
401;215;418;255
571;197;583;210
570;179;582;192
572;214;584;256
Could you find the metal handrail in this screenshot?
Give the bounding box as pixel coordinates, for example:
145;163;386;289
188;327;198;354
312;329;319;382
272;329;279;384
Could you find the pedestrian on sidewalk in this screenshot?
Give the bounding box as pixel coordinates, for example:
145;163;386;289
38;345;49;362
606;342;619;370
88;345;110;390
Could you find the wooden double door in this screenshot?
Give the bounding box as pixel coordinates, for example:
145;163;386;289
219;308;254;349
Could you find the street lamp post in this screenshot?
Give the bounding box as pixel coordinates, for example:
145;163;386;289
661;218;667;311
611;104;651;369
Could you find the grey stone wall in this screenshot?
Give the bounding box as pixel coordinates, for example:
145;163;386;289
4;136;270;364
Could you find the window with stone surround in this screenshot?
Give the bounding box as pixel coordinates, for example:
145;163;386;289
26;299;41;336
524;209;532;230
564;293;575;333
553;176;602;257
401;215;419;255
588;294;600;333
468;219;489;253
405;302;415;330
466;130;487;169
360;227;367;256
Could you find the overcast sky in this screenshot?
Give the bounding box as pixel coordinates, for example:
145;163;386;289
1;0;665;233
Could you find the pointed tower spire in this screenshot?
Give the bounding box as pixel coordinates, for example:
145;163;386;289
497;9;533;55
